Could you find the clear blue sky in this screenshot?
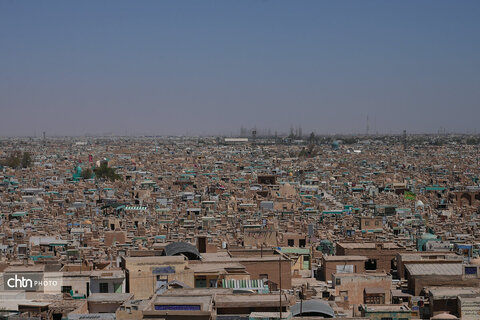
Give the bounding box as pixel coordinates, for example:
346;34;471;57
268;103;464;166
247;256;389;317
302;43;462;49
1;0;479;136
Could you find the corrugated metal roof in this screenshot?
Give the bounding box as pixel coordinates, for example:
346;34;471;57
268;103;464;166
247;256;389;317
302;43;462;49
405;263;463;276
125;206;147;211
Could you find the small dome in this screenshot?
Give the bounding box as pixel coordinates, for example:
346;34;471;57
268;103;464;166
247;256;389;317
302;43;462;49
421;233;437;240
291;299;335;318
431;312;458;319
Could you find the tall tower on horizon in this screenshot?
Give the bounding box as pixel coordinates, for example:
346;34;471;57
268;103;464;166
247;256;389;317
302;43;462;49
366;115;370;136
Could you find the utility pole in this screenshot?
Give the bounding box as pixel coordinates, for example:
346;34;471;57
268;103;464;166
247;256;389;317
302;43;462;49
300;286;304;315
279;254;282;319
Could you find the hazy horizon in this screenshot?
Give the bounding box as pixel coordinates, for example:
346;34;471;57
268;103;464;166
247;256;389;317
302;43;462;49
1;0;479;136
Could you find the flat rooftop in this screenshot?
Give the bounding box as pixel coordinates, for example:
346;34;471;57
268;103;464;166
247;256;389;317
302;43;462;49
323;255;368;261
338;242;401;250
87;293;133;302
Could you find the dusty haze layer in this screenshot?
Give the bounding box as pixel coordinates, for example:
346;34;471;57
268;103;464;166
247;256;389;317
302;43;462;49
1;0;479;136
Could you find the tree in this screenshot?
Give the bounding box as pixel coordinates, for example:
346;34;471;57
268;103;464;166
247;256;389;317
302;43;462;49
81;167;93;180
2;151;32;169
21;152;32;168
309;132;316;144
93;163;121;181
466;137;479;145
4;153;21;168
342;137;358;144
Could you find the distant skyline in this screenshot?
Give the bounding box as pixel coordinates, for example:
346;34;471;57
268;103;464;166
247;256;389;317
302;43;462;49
1;0;479;136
